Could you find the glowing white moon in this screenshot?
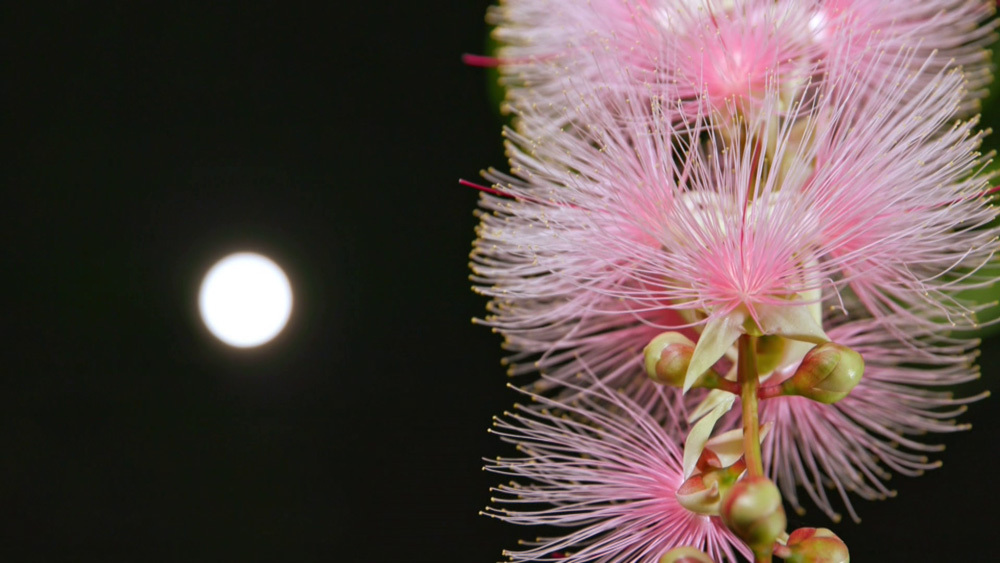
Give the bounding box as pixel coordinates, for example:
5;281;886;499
198;252;293;348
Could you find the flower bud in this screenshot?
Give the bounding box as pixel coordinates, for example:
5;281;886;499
781;342;864;404
720;477;786;558
675;460;746;516
644;332;696;387
676;473;721;515
781;528;850;563
659;546;716;563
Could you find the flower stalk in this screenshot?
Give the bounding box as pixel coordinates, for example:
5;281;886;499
738;334;764;480
735;333;779;562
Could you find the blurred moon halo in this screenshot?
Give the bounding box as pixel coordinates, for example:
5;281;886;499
198;252;293;348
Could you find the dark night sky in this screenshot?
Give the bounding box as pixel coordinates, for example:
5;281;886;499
4;2;999;561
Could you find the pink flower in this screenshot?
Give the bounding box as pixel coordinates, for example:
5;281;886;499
811;0;997;114
485;377;750;562
488;0;995;133
492;0;820;132
472;47;995;392
756;315;985;523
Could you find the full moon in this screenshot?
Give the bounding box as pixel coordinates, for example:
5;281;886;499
198;252;293;348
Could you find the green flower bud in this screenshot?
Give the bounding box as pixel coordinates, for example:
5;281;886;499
782;528;850;563
644;332;696;387
644;332;741;394
659;546;716;563
720;477;786;558
781;342;864;404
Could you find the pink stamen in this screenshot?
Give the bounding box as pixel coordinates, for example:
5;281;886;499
462;54;502;68
459;178;513;198
462;53;557;67
460;178;586;210
936;183;1000;209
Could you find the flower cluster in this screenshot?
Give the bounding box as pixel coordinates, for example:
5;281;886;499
469;1;998;561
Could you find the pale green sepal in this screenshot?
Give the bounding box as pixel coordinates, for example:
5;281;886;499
688;381;737;424
685;312;746;392
755;302;828;344
762;290;822;381
683;395;736;478
804;288;823;331
704;422;773;469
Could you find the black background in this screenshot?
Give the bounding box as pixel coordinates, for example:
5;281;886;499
5;2;998;561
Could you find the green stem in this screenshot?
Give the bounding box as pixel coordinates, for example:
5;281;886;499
738;334;772;563
738;334;764;479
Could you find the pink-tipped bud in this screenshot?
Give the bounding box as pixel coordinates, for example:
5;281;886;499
781;342;864;404
676;460;746;516
659;546;717;563
720;477;786;558
644;332;696;387
676;473;721;516
781;528;850;563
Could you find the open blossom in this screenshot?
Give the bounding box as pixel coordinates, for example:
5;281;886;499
472;47;995;393
810;0;998;113
751;314;985;523
485;377;750;562
489;0;996;134
491;0;820;134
